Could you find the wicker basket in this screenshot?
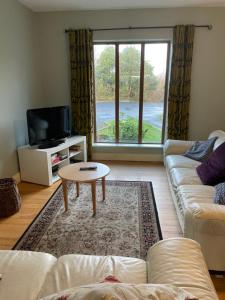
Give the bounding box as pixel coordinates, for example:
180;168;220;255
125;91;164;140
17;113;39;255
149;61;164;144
0;178;21;217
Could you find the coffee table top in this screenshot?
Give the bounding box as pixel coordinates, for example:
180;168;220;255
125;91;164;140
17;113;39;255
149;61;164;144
58;162;110;183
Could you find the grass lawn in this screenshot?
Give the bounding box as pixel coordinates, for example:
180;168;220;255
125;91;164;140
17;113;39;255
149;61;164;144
142;122;161;143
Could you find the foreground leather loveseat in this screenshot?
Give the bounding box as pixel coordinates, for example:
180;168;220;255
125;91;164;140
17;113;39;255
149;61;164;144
0;238;218;299
164;130;225;271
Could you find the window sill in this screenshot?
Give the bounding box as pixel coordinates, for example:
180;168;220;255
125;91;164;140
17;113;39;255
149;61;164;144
92;143;163;161
92;143;163;150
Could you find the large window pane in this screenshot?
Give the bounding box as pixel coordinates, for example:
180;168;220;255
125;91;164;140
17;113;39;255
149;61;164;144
119;44;141;143
142;43;168;143
93;42;169;144
94;44;115;142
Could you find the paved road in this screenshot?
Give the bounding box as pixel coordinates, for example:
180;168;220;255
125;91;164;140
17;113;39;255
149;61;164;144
96;101;163;129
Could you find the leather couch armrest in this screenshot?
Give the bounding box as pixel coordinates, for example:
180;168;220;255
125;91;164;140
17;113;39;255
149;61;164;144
164;139;195;156
184;203;225;271
146;238;217;299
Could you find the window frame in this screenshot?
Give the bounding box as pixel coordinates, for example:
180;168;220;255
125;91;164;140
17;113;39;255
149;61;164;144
93;40;171;144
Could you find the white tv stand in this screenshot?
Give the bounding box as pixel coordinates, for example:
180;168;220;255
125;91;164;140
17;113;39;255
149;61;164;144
18;136;87;186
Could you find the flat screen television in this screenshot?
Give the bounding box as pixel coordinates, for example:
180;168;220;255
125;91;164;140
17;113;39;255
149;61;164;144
27;106;71;148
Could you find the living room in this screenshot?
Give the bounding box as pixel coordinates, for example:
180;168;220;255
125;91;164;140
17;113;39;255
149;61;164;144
1;0;225;299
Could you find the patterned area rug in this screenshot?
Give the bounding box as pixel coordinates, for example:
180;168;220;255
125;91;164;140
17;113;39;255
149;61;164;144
14;181;162;259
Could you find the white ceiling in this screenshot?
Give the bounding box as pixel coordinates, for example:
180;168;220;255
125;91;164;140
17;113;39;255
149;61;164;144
18;0;225;12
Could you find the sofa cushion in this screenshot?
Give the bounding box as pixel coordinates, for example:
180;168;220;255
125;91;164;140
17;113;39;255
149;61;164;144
0;250;56;300
40;283;196;300
166;155;201;170
39;254;147;298
170;167;202;189
183;137;217;162
177;185;215;217
197;142;225;185
173;185;214;229
214;182;225;205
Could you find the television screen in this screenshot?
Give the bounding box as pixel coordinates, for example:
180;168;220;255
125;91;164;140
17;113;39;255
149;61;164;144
27;106;71;146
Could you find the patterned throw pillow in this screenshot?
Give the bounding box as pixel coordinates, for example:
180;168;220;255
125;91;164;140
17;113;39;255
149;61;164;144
101;275;121;283
214;182;225;205
184;137;217;162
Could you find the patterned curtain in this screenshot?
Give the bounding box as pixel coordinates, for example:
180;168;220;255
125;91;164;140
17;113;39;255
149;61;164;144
68;29;94;159
167;25;195;140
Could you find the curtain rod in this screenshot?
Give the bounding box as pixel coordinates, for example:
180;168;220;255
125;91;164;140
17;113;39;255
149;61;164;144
65;24;212;33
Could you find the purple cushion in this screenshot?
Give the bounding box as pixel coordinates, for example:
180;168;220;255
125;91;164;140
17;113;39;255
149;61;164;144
196;142;225;185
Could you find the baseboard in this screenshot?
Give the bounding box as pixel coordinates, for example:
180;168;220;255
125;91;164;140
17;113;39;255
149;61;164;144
12;172;21;183
92;152;163;162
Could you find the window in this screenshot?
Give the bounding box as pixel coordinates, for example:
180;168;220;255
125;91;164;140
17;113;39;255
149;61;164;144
94;42;170;144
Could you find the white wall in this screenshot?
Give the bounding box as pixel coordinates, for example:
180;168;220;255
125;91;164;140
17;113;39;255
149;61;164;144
0;0;43;177
34;7;225;142
1;6;224;172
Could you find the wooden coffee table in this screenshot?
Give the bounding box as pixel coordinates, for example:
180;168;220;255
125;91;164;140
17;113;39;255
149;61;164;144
58;162;110;215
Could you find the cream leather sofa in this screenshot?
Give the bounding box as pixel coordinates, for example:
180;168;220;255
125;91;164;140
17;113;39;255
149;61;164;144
164;130;225;271
0;238;218;299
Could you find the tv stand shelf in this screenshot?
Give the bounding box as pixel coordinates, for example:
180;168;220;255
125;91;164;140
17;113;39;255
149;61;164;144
38;140;65;149
18;136;87;186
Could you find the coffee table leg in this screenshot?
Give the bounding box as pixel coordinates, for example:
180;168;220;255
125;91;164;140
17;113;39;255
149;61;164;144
62;179;68;211
76;182;80;197
91;181;96;216
102;177;106;201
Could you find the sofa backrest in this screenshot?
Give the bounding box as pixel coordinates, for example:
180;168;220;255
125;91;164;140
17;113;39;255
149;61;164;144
208;130;225;150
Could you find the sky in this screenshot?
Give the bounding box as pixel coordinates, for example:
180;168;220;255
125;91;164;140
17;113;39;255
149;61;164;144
94;43;168;75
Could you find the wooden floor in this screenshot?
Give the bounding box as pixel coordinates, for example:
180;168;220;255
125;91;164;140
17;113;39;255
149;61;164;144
0;161;224;298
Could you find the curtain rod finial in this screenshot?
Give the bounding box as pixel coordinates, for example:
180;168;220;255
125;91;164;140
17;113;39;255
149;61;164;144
208;24;213;30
